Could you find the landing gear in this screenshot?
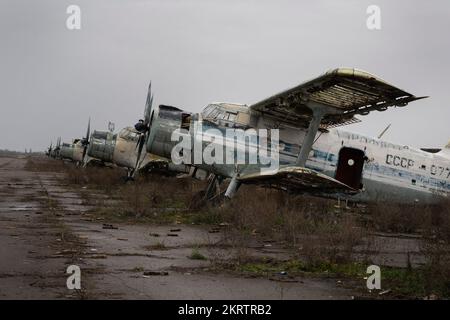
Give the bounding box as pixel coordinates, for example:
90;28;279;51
334;197;350;210
224;174;241;199
204;174;222;201
122;169;135;182
189;173;225;209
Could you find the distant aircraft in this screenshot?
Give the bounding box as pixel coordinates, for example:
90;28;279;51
48;137;61;159
45;141;52;157
85;126;171;178
85;89;190;179
136;68;449;203
58;119;91;165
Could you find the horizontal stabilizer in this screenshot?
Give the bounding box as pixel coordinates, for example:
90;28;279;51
440;140;450;157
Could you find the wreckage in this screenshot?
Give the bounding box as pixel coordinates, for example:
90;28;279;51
133;68;449;203
49;68;449;203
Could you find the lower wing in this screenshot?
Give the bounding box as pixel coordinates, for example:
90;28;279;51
238;165;358;195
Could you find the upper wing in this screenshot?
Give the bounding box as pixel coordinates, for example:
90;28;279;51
250;68;426;129
238;165;358;195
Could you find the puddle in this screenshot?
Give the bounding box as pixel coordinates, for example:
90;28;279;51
0;207;40;212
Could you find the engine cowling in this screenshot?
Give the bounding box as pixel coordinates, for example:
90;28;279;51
145;104;192;160
87;130;116;163
59;143;74;160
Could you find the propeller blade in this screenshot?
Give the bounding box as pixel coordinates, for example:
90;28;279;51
81;118;91;163
132;80;154;174
47;141;52;156
134;132;146;172
144;81;153;125
82;144;88;162
85;117;91;144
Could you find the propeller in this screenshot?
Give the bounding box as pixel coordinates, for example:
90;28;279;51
55;137;61;158
47;141;53;156
133;81;153;173
81;118;91;164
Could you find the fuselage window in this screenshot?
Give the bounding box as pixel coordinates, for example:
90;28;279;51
209;109;220;119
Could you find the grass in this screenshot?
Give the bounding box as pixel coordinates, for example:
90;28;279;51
189;248;207;260
33;155;450;299
215;257;366;278
25;156;67;172
229;259;449;298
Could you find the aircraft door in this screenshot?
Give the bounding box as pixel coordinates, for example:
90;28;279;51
335;147;365;189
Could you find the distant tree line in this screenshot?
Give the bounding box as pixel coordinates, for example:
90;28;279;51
0;149;43;156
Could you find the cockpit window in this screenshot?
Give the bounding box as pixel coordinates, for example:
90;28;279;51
129;132;139;142
227;113;237;121
119;129;139;142
118;129;128;139
181;113;191;130
201;103;250;128
209;109;220;119
201;105;214;117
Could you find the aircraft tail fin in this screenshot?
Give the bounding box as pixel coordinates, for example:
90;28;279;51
439;140;450;157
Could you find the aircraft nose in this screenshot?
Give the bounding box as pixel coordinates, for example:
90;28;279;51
134;121;148;133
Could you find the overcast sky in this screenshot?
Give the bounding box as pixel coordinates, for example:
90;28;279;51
1;0;449;151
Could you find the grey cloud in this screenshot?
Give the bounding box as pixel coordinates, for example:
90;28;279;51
0;0;449;151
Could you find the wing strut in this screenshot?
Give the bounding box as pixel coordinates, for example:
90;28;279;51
296;102;341;167
225;174;241;198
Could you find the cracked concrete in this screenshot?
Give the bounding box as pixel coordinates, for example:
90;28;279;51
0;155;378;299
